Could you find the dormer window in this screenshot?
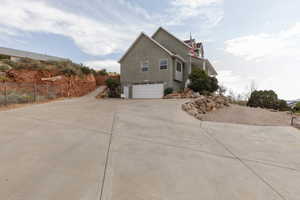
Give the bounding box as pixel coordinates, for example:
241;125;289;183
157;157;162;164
141;60;149;72
159;59;168;70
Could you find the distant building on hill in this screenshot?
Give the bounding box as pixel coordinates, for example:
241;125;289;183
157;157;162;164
0;47;68;62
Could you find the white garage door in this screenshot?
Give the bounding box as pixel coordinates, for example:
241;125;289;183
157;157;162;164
132;84;164;99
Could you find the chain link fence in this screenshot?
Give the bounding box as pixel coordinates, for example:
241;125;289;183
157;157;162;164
0;82;63;106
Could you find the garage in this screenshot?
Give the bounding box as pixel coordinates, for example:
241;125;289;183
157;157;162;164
132;83;164;99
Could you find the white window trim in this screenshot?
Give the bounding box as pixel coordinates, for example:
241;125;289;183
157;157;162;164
159;58;168;70
176;61;182;72
141;60;149;72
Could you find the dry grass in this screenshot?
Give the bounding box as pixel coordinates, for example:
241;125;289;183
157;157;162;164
202;104;293;126
0;97;65;112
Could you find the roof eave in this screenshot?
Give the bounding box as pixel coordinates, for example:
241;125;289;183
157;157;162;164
152;27;191;49
173;54;186;63
119;32;175;63
118;32;145;63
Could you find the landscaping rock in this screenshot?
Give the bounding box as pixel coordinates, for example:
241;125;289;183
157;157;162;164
182;95;230;119
164;89;203;99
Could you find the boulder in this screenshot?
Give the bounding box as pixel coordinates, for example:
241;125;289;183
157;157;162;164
182;95;230;120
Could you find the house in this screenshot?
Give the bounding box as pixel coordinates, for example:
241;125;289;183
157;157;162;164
0;47;68;62
119;27;217;99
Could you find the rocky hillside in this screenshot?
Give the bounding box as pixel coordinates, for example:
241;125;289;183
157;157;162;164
0;58;97;97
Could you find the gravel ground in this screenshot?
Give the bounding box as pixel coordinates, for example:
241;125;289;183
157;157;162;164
202;104;293;126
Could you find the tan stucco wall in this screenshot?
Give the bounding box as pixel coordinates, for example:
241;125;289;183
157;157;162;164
152;29;191;86
120;35;174;90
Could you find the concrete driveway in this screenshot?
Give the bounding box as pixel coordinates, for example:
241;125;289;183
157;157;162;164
0;90;299;200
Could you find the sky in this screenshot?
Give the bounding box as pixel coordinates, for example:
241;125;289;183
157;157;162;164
0;0;299;100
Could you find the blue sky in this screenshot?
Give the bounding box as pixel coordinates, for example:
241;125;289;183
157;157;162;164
0;0;299;100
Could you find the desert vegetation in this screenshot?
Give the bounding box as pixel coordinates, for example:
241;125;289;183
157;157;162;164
293;102;300;113
247;90;290;111
0;58;96;77
105;77;121;98
188;68;219;95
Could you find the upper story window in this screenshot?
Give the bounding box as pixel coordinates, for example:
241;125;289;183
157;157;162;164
159;59;168;70
141;61;149;72
176;62;182;72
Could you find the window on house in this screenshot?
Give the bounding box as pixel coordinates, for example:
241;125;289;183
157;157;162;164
141;61;149;72
159;59;168;70
176;62;182;72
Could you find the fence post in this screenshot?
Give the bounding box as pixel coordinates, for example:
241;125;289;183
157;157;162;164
33;83;37;103
46;83;49;99
291;116;296;126
4;82;7;106
68;80;70;97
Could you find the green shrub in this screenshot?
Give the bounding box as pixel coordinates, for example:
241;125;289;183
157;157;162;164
77;64;95;75
2;58;45;70
0;65;10;71
105;77;120;98
277;99;290;111
0;76;9;82
2;60;18;69
188;68;218;95
247;90;289;111
80;65;92;75
97;69;108;76
60;67;78;77
247;90;278;109
1;58;96;77
0;54;10;60
164;87;173;96
294;102;300;113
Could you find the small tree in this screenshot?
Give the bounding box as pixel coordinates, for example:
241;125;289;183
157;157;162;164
294;102;300;113
0;54;10;60
188;68;219;95
105;77;120;98
277;99;290;111
247;90;278;109
247;90;289;111
98;69;108;76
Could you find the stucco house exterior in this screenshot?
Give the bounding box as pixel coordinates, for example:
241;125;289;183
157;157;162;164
119;27;217;99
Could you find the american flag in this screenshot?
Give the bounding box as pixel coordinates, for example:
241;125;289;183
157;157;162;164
189;42;196;56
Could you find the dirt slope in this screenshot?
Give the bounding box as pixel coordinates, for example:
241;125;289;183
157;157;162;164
202;104;292;126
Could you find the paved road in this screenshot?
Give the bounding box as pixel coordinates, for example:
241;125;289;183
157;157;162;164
0;89;299;200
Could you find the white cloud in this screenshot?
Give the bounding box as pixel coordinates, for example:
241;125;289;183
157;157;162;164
223;22;300;100
0;0;224;57
84;60;120;73
172;0;223;8
0;27;18;36
0;0;142;56
217;70;255;98
168;0;224;27
224;23;300;61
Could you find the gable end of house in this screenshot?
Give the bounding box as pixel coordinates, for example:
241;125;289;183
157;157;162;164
152;27;191;50
119;32;176;63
